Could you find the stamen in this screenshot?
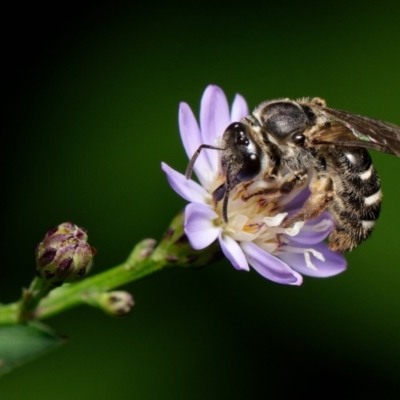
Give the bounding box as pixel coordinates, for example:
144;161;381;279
283;221;304;236
262;212;287;227
243;223;263;234
304;252;317;271
307;248;325;261
280;246;325;271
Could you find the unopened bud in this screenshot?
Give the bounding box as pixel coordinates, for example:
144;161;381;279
35;222;95;285
97;291;134;316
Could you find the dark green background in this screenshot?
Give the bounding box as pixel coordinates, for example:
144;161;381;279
2;2;400;398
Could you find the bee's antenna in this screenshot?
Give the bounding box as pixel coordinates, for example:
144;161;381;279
185;144;225;179
221;164;233;223
222;191;230;224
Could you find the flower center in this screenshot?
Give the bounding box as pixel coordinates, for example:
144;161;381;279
210;179;303;254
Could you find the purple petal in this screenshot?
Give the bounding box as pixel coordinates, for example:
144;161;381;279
219;233;249;271
287;213;334;245
200;85;230;172
179;102;211;186
280;187;311;213
241;241;303;285
230;94;249;121
161;162;207;203
278;242;347;278
179;102;202;159
184;203;220;250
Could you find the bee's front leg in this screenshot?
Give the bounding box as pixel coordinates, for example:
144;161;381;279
281;173;335;228
242;171;308;201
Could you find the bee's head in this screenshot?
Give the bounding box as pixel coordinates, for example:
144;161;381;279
219;122;262;183
185;122;263;223
209;122;263;221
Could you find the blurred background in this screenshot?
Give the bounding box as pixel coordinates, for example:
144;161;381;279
2;1;400;398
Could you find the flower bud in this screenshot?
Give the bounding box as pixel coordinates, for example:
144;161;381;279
35;222;95;285
96;291;134;316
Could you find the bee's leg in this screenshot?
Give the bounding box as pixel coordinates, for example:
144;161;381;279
242;172;307;201
241;186;281;201
281;173;335;228
279;172;308;194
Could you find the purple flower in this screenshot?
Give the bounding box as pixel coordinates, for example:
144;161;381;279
162;85;346;285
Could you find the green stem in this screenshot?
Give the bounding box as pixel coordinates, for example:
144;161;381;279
17;277;55;323
0;242;168;325
0;212;221;325
37;249;167;320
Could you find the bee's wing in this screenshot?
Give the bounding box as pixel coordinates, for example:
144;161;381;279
309;107;400;156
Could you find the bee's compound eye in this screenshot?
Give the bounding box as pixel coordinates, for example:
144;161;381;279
237;153;261;182
293;133;305;146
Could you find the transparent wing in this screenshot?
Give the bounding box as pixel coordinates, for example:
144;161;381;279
315;107;400;156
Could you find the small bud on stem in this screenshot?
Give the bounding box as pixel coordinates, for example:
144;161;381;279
84;291;134;316
35;222;95;284
18;222;95;322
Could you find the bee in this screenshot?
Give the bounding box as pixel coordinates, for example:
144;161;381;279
186;97;400;252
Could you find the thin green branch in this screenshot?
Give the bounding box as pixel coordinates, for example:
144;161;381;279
36;250;167;320
0;212;221;326
17;277;56;323
0;240;168;325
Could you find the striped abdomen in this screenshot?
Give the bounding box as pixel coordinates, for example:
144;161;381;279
327;148;381;252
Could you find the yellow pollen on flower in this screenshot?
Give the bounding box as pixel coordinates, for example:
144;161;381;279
212;181;284;226
242;223;263;234
210;179;300;249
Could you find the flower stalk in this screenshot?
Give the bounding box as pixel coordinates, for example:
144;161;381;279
0;212;222;326
17;277;57;323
